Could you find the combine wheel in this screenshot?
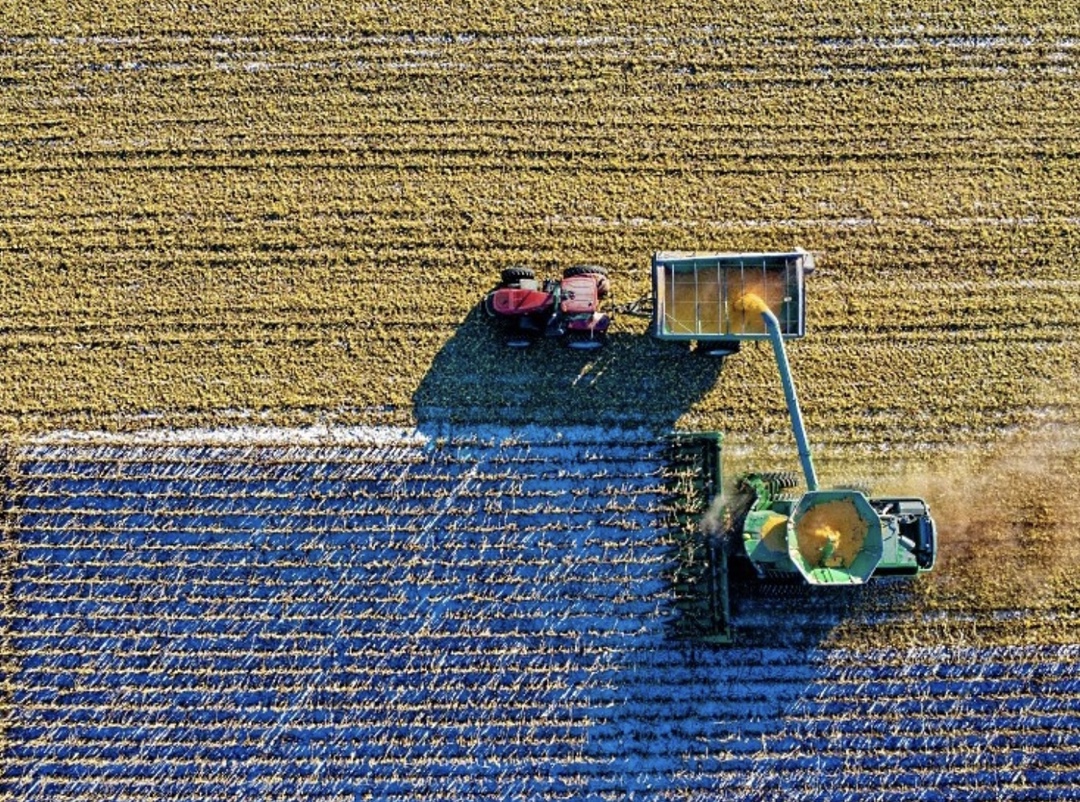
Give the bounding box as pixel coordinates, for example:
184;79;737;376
832;482;873;496
501;266;535;285
696;341;741;358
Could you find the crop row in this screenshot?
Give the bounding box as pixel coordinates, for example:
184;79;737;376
0;317;1070;447
2;1;1080;796
3;0;1079;34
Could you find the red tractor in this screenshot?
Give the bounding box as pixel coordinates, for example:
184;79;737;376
483;265;611;349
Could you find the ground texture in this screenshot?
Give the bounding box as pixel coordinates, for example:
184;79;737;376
1;2;1079;799
3;426;1079;800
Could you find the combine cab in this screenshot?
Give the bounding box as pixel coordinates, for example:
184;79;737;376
484;266;611;349
740;482;936;585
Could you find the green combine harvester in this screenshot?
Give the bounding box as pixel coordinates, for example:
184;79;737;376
656;251;937;643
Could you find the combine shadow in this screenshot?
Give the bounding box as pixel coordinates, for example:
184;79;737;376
414;304;727;431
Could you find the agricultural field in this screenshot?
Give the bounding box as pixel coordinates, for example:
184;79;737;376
1;0;1080;799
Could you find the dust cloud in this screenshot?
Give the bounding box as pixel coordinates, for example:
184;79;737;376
700;492;729;538
890;424;1080;607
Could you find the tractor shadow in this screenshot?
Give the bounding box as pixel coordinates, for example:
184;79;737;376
413;303;727;431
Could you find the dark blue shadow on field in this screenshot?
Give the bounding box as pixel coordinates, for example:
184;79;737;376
2;434;1075;801
413;303;726;431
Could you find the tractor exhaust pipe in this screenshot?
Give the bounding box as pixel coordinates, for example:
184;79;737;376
735;293;819;492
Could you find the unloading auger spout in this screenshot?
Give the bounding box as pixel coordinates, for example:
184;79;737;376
733;292;818;492
659;250;937;640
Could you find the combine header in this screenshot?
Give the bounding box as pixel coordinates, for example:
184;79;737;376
661;250;937;643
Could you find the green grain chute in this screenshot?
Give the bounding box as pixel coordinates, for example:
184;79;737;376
661;249;937;642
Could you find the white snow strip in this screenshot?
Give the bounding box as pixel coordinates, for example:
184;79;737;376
28;424;428;448
26;423;664;448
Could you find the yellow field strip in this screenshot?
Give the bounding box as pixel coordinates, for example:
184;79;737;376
0;3;1076;457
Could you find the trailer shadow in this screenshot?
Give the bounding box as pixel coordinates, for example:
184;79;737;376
413;303;727;431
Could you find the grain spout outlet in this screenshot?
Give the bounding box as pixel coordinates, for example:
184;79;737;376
732;291;771;316
737;291;818;492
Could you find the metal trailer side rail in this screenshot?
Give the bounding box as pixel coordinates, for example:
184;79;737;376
651;250;811;342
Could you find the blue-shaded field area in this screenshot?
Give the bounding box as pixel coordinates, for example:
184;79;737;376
4;427;1080;801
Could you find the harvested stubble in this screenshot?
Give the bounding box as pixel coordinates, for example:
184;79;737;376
0;1;1077;446
9;426;1080;802
796;498;869;569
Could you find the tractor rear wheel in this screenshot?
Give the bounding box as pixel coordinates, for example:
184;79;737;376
566;331;606;350
501;267;535;285
564;265;607;278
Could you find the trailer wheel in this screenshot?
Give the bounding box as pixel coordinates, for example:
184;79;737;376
501;267;535;285
696;341;741;358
